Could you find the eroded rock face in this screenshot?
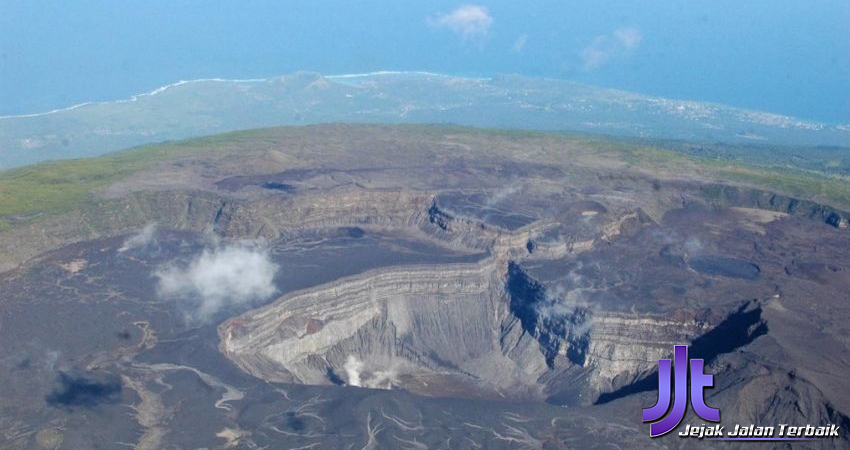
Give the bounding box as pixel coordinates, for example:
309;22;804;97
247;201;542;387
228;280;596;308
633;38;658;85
222;261;505;386
214;185;806;408
3;126;850;449
221;243;720;402
204;166;849;443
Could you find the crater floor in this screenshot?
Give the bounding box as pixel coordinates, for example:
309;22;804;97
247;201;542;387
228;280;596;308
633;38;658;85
1;125;849;449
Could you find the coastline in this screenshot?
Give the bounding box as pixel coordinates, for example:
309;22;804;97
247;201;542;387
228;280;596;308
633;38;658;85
0;71;845;133
0;72;477;121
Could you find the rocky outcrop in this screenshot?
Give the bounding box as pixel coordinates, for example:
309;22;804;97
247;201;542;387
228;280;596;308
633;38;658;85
218;202;744;404
0;188;485;272
219;259;550;397
501;262;719;402
688;182;850;229
220;244;743;404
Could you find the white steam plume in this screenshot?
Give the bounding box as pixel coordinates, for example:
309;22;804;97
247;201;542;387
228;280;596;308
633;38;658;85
119;223;157;252
344;355;364;387
343;355;399;389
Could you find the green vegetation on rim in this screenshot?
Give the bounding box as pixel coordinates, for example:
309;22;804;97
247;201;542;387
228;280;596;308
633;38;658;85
0;136;227;220
0;127;298;229
1;125;848;232
610;143;850;207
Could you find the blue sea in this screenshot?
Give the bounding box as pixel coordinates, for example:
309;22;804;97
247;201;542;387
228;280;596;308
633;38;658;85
1;0;848;122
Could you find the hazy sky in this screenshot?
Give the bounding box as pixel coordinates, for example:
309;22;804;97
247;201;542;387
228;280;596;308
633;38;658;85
2;1;848;122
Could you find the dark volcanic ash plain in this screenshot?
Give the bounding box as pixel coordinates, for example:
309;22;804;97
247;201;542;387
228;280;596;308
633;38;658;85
1;125;849;449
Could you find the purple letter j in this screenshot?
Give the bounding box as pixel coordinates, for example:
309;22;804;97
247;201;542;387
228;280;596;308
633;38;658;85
642;345;720;437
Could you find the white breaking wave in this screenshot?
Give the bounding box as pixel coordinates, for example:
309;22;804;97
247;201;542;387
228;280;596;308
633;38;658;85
0;71;493;120
326;70;488;80
0;71;839;132
0;77;267;120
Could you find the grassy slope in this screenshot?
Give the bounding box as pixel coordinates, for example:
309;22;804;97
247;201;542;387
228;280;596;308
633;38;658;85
0;125;847;231
0;131;246;230
614;143;850;207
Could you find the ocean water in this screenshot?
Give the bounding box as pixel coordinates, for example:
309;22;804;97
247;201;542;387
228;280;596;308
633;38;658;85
1;0;848;122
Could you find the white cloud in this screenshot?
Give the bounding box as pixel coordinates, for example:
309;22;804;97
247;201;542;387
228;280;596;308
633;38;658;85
580;26;642;71
430;5;494;40
155;243;278;322
614;26;642;50
512;34;528;53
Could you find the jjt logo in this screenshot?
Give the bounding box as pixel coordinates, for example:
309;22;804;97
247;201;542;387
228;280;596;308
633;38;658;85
643;345;720;437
